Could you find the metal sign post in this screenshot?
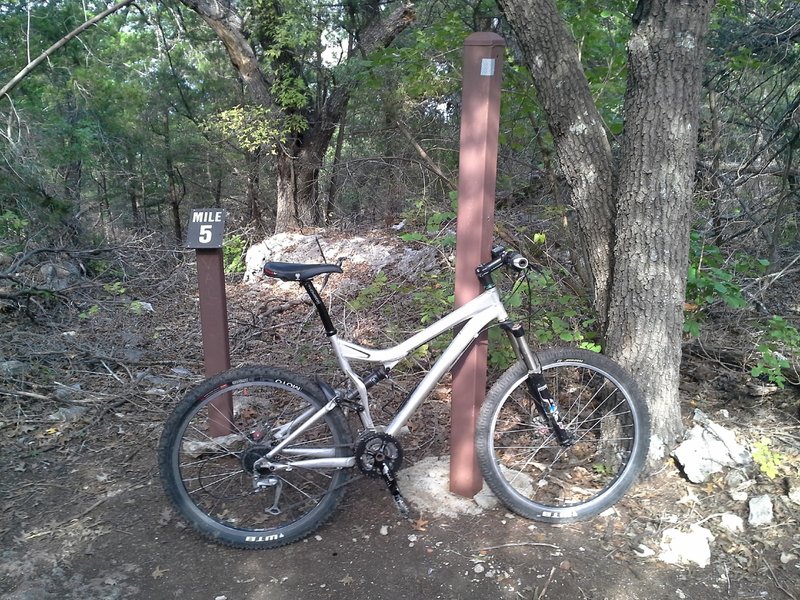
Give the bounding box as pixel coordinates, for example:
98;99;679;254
450;33;504;497
187;208;232;436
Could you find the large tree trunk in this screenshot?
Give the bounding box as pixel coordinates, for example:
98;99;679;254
499;0;716;465
498;0;617;322
605;0;715;462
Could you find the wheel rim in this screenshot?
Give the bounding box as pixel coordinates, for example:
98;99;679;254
167;381;348;539
489;360;643;514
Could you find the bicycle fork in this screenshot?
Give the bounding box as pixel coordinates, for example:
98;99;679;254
501;322;574;447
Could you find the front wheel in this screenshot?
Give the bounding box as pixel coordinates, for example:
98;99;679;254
476;348;650;523
158;366;353;549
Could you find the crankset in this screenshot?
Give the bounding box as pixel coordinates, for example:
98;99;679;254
354;432;410;516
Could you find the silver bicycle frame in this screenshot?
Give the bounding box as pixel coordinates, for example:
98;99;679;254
266;286;511;468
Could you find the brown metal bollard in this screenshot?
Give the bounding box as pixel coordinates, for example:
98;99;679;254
450;33;505;497
187;209;233;436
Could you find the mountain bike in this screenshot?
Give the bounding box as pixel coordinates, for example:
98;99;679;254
158;245;650;549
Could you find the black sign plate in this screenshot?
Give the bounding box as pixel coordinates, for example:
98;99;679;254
186;209;225;249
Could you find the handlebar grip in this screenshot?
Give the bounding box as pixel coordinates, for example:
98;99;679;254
506;252;529;270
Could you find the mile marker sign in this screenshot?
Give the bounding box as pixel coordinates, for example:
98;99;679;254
187;208;225;249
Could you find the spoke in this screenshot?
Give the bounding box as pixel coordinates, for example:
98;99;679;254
185;468;245;494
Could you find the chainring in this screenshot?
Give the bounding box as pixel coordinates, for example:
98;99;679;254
354;432;403;478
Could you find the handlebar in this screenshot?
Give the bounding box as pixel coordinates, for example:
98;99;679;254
476;245;529;287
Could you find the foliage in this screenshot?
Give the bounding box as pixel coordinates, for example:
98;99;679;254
103;281;127;296
400;196;457;248
522;269;599;348
751;437;784;479
129;300;151;315
0;0;796;397
0;210;29;251
558;0;631;134
347;272;391;312
223;234;249;274
752;316;800;388
79;304;100;319
210;105;303;153
683;232;766;336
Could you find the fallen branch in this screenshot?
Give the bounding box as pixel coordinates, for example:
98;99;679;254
762;556;798;600
472;542;561;552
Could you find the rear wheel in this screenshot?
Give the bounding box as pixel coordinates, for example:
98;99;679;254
476;348;649;522
158;366;353;549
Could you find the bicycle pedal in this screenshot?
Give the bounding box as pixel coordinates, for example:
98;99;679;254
392;493;410;518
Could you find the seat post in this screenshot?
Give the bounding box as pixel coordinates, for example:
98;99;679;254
301;280;337;336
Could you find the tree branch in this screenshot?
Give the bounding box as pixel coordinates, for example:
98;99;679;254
0;0;136;100
394;119;456;190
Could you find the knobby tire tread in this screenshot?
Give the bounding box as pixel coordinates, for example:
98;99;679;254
158;366;352;549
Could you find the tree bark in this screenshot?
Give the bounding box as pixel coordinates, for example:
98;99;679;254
498;0;617;322
605;0;715;462
246;150;264;227
178;0;273;107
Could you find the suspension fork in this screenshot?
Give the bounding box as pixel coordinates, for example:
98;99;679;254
500;322;574;446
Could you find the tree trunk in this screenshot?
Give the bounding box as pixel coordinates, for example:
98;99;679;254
62;160;82;205
604;0;716;463
275;144;325;231
325;106;348;223
498;0;617;322
246;149;264;227
164;110;184;244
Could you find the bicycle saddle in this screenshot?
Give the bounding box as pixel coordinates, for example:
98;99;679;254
263;261;343;282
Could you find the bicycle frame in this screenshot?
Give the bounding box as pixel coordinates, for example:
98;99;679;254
264;286;512;468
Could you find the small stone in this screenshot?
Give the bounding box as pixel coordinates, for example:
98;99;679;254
379;525;389;536
672;409;751;483
47;406;88;422
678;490;700;505
724;470;749;491
780;552;798;565
730;490;748;502
719;513;744;533
748;495;773;527
473;564;485;574
54;383;82;401
0;360;29;378
658;525;714;568
787;479;800;506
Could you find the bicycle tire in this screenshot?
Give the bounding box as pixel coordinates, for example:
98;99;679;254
158;366;353;549
476;348;650;522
